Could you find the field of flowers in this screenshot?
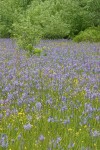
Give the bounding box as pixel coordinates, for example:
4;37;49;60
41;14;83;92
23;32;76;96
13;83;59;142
0;38;100;150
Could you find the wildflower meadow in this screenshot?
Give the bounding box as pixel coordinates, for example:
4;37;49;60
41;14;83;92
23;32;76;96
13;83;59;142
0;38;100;150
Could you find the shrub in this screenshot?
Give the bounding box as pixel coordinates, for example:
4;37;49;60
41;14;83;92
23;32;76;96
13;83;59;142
0;24;10;38
73;26;100;42
12;16;43;52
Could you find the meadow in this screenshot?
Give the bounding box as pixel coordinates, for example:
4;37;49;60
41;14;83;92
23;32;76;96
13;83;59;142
0;38;100;150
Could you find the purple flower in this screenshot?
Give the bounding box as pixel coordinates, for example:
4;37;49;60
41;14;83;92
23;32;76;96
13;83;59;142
6;109;11;117
62;96;67;102
48;117;55;122
84;103;94;113
17;134;22;140
0;113;3;119
22;92;28;99
63;119;70;125
27;115;32;121
8;74;13;80
5;86;10;92
0;72;2;79
23;123;32;130
61;106;67;111
39;135;45;141
28;97;35;103
90;130;100;137
0;134;8;148
56;137;61;144
7;93;13;100
46;98;53;105
68;142;75;149
95;116;100;121
17;99;23;105
35;102;42;111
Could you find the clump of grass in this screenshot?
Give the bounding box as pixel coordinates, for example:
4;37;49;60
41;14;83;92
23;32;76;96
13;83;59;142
33;48;43;55
25;44;43;56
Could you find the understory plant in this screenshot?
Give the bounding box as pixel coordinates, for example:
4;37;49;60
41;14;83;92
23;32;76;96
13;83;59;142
73;26;100;42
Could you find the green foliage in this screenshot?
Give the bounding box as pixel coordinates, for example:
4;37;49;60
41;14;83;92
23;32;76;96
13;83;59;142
27;0;100;39
12;0;33;10
86;0;100;26
33;48;42;55
26;47;43;57
26;0;72;39
43;13;68;39
73;26;100;42
0;0;26;38
0;0;13;37
12;16;43;51
0;24;10;38
0;0;100;45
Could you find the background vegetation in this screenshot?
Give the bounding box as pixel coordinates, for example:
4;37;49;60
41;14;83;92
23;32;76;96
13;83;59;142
0;0;100;50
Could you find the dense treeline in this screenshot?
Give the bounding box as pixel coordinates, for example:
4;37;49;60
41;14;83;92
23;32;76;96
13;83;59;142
0;0;100;50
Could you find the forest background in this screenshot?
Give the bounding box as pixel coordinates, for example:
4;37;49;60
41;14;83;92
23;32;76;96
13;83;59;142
0;0;100;50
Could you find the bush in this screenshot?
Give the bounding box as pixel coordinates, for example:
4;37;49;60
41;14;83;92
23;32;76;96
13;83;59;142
12;16;43;53
0;24;11;38
73;26;100;42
